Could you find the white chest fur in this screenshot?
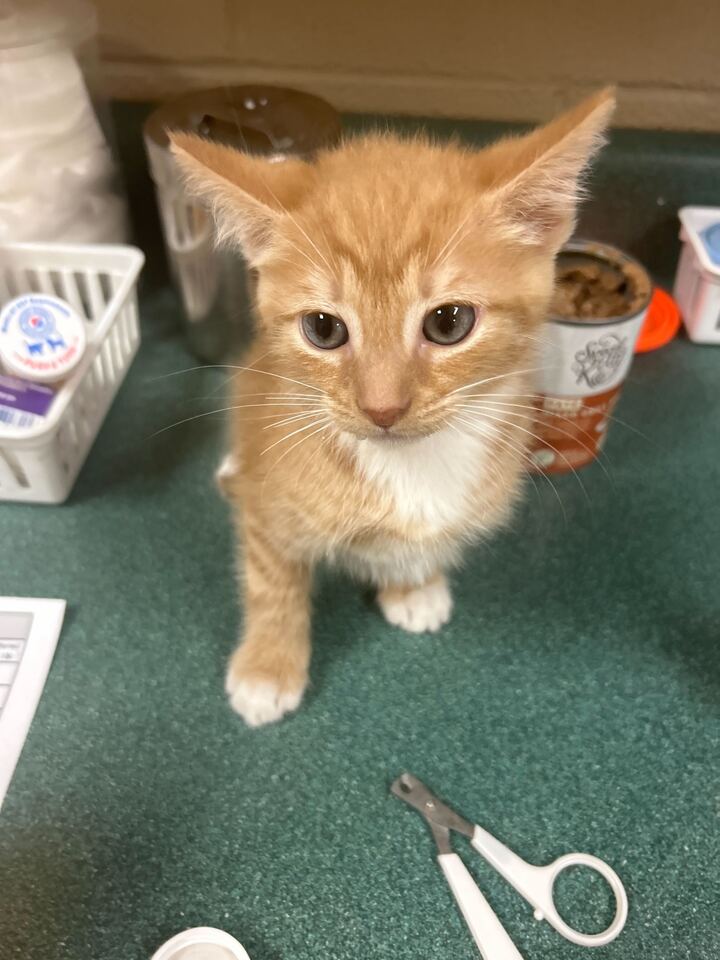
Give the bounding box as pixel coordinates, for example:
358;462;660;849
345;427;490;533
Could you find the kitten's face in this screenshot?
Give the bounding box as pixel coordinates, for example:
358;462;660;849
171;88;614;440
255;158;553;440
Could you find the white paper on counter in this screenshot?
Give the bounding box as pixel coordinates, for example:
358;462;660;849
0;597;66;810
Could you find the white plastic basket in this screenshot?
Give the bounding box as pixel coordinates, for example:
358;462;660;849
0;242;144;503
674;206;720;344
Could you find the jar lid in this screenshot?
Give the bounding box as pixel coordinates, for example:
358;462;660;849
144;85;341;162
0;293;86;382
151;927;251;960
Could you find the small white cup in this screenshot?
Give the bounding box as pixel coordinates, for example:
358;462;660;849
151;927;251;960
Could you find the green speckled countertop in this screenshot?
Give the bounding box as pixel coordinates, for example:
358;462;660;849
1;108;719;960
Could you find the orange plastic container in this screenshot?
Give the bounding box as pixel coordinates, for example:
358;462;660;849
635;288;681;353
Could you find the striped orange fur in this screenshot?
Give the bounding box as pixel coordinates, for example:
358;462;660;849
170;88;615;726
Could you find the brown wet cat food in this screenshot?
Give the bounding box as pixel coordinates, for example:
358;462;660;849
552;252;650;320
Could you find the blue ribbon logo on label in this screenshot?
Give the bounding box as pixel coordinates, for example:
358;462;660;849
18;305;67;356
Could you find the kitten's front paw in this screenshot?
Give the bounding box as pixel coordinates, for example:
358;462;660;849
228;678;303;727
215;453;240;498
225;652;306;727
378;575;453;634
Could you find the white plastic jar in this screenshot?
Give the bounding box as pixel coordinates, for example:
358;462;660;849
0;293;86;384
151;928;251;960
0;0;127;244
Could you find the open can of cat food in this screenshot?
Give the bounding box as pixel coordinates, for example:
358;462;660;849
530;240;652;474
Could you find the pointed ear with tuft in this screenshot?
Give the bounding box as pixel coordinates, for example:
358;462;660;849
168;132;314;265
485;87;616;251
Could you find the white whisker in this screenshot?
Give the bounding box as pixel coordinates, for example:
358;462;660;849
460;392;652;446
445;420;511;493
512;331;568;355
262;409;327;430
262;420;333;493
241;409;325;423
259;392;325;400
148;401;323;438
454;415;567;520
462;392;546;400
249;166;336;275
148;363;224;382
458;399;613;482
449;366;549;397
152;362;326;396
206;348;275;397
429;204;480;271
260;416;330;456
459;407;589;503
191;392;323;403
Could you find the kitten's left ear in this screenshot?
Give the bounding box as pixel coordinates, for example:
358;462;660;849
168;132;314;264
486;87;616;250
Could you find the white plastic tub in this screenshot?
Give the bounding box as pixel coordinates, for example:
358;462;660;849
151;927;251;960
674;206;720;344
0;1;128;245
0;242;144;503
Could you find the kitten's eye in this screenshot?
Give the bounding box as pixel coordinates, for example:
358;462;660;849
422;303;476;345
301;312;349;350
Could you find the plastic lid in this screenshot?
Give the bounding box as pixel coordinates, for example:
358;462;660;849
0;294;86;382
0;0;96;57
634;287;681;353
144;86;341;159
151;927;251;960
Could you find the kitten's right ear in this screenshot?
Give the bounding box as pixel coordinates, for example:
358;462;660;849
168;132;313;264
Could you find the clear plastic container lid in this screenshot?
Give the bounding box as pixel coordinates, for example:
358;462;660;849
0;0;96;58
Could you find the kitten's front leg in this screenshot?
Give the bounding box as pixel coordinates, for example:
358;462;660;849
377;574;453;634
215;452;240;499
226;517;311;727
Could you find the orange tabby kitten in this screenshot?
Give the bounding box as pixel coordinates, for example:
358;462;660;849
170;88;615;726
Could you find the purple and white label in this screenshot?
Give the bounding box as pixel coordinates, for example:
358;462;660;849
0;374;54;430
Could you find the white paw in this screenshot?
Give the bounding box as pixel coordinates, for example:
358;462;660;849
226;676;303;727
216;453;240;481
215;453;240;495
378;577;453;634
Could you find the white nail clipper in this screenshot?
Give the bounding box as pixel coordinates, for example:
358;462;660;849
391;774;628;959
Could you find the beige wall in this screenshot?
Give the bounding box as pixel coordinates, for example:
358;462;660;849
96;0;720;131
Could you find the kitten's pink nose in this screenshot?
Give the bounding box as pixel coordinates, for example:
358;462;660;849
360;402;410;428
